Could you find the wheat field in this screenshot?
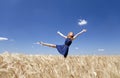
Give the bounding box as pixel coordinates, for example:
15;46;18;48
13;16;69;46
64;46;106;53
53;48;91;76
0;52;120;78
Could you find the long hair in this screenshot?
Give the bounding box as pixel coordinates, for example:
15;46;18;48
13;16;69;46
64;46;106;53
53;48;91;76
67;32;74;39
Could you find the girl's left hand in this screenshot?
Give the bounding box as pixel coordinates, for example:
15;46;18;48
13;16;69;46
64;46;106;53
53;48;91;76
82;29;87;32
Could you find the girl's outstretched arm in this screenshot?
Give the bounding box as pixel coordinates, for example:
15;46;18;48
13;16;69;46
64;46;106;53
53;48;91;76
57;31;67;38
73;29;87;40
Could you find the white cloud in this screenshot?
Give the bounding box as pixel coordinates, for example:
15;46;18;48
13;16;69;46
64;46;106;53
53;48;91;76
98;49;105;52
75;47;79;50
0;37;8;41
78;19;87;26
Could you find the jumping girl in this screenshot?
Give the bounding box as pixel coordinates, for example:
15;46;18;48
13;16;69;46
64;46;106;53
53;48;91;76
38;29;87;58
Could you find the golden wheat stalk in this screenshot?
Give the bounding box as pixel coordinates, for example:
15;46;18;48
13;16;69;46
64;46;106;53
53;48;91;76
0;52;120;78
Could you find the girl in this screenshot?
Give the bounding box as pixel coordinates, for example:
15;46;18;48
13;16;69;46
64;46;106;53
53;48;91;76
38;29;87;58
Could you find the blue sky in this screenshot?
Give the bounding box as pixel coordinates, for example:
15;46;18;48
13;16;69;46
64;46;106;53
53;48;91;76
0;0;120;55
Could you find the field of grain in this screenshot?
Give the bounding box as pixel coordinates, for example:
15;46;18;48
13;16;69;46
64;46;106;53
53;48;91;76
0;52;120;78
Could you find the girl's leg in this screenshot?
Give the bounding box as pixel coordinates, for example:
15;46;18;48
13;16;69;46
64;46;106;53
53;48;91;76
39;42;56;48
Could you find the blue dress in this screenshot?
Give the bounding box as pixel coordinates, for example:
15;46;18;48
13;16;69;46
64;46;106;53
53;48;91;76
56;38;72;58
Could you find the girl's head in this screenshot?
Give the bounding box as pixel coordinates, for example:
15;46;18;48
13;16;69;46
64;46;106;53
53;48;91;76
67;32;74;38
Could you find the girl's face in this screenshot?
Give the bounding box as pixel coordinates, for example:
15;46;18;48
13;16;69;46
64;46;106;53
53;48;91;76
68;32;74;38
